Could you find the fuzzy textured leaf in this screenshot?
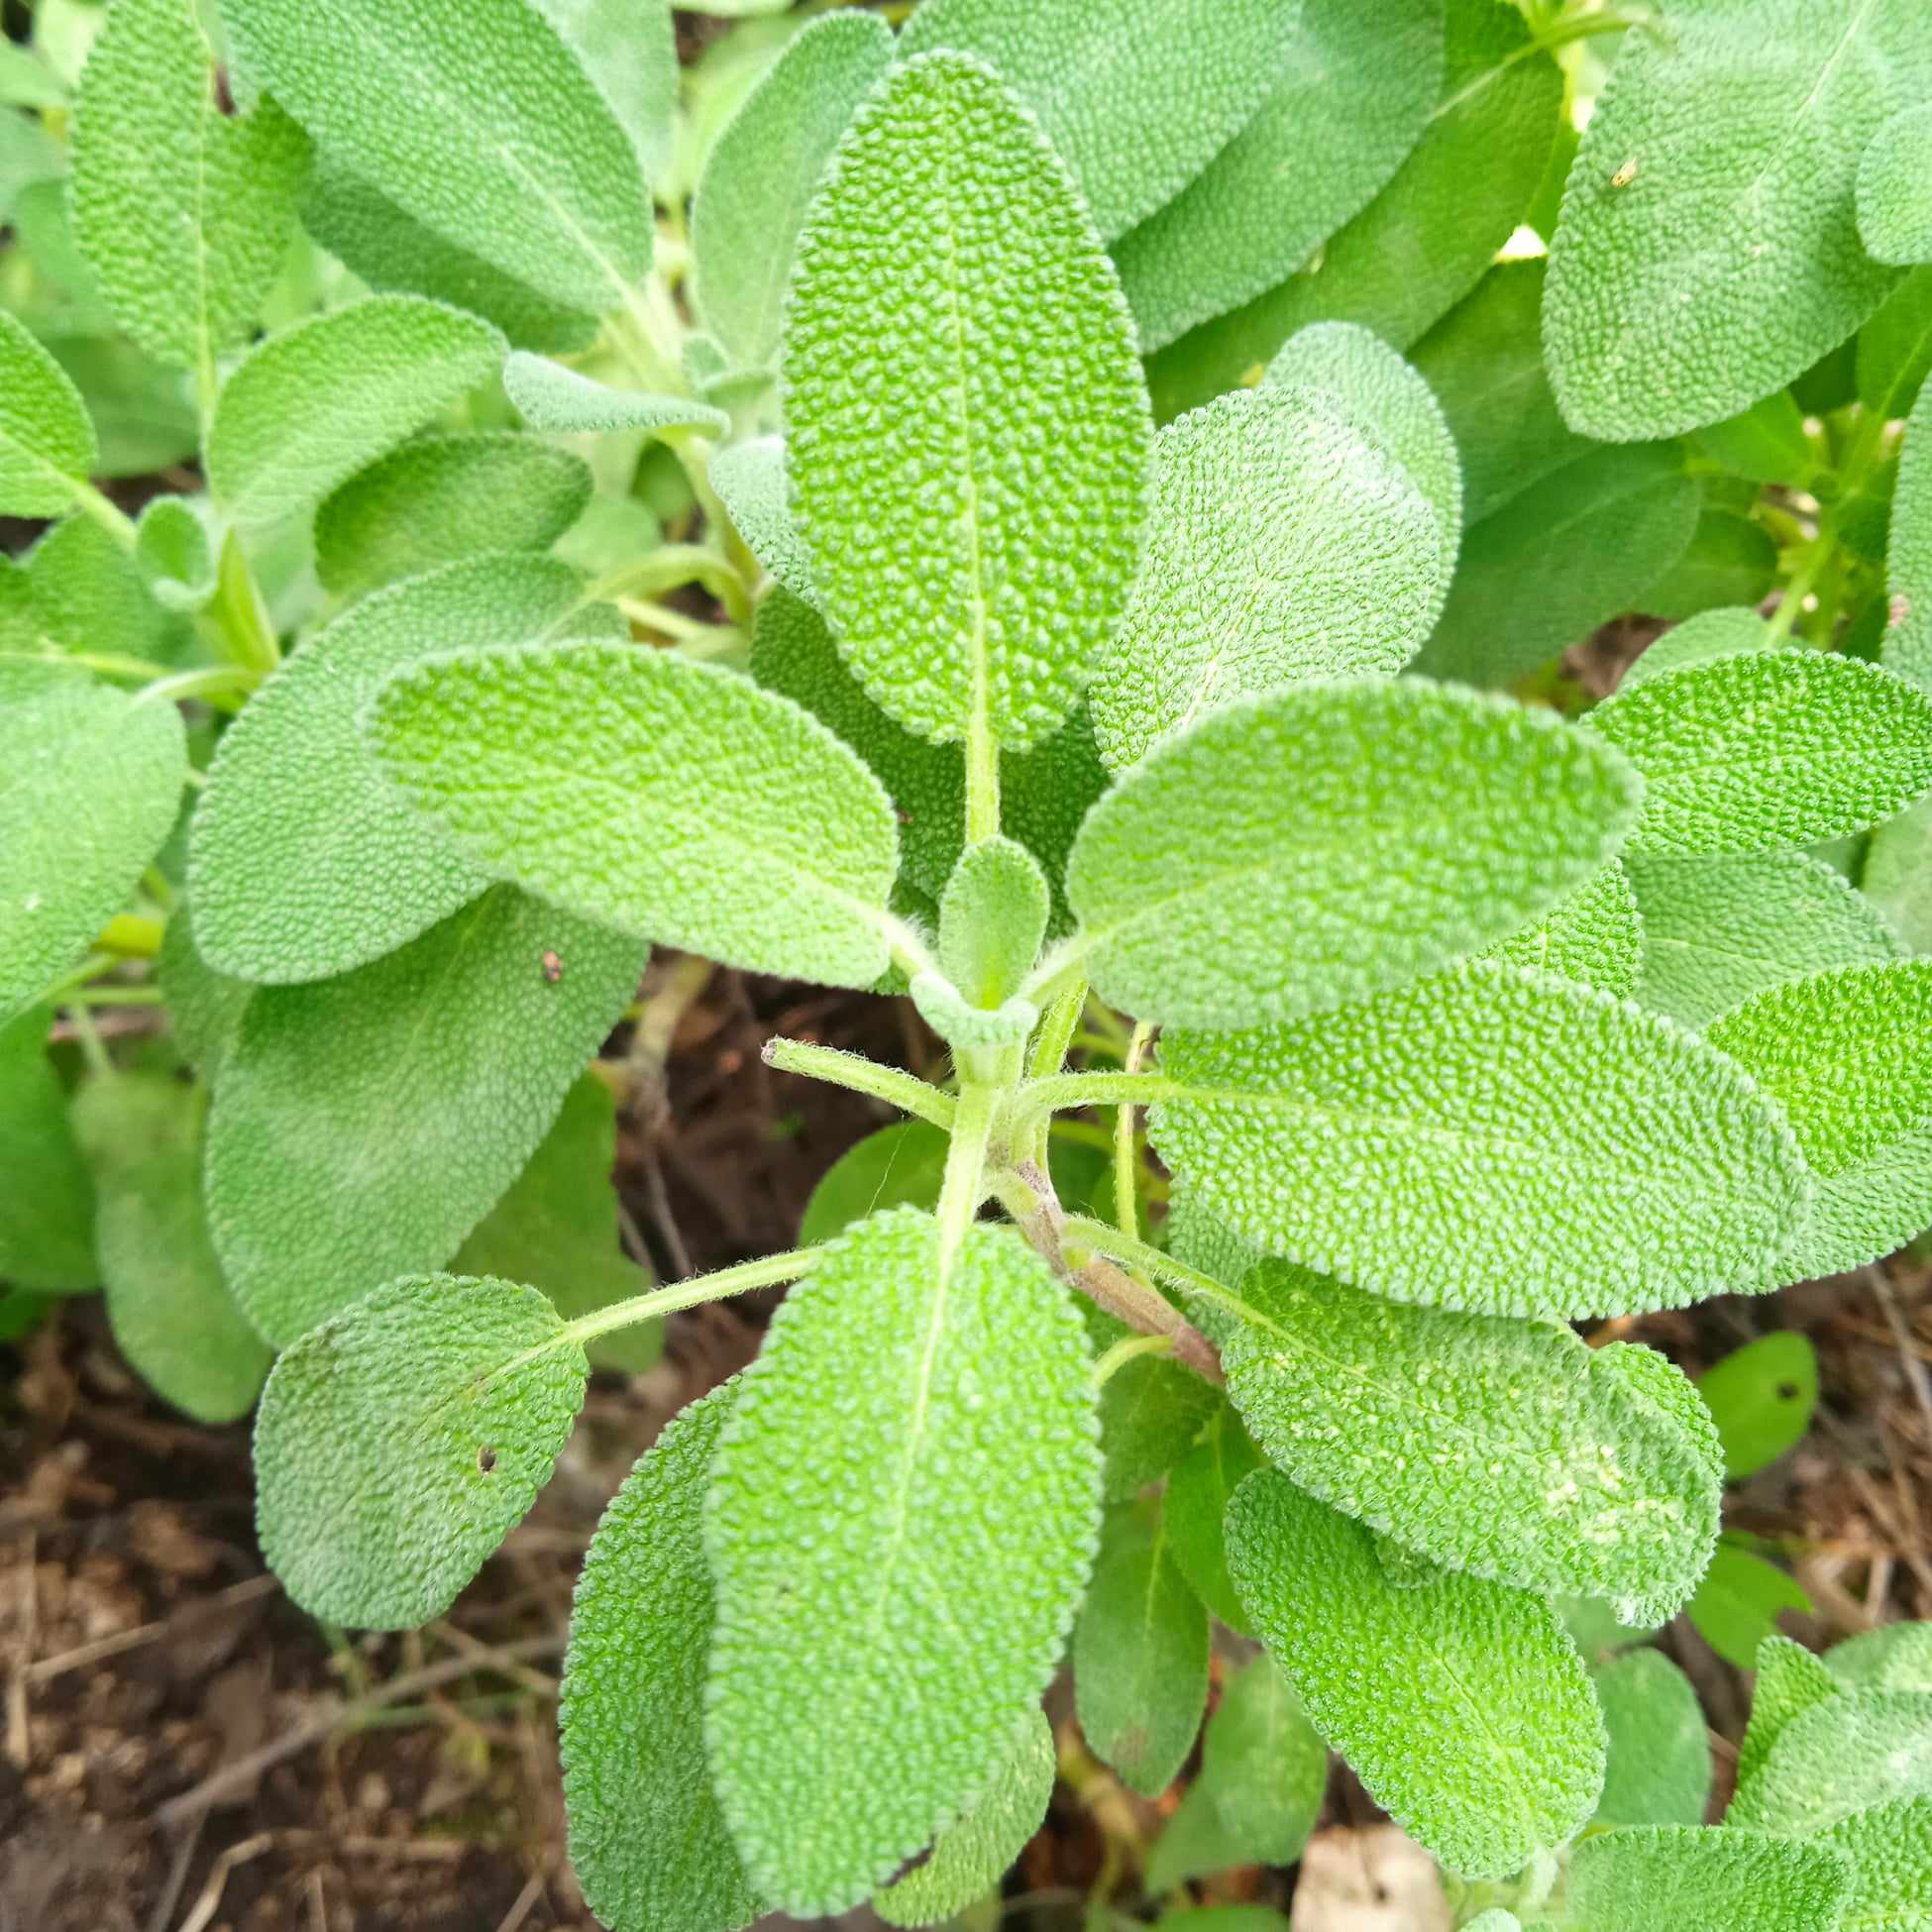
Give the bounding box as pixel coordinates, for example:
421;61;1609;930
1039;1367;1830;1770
1861;106;1932;268
1225;1471;1603;1879
133;495;216;613
783;53;1150;751
705;1208;1100;1914
0;309;98;516
1696;1333;1819;1481
938;838;1049;1010
1829;1625;1932;1693
206;885;645;1345
1487;862;1643;998
1590;1651;1712;1831
1068;681;1641;1029
797;1120;949;1248
1152;961;1812;1320
1194;1657;1328;1867
1164;1404;1263;1634
501;354;727;437
1564;1826;1851;1932
1735;1687;1932;1838
1689;1543;1811;1669
1866;796;1932;950
1819;1795;1932;1929
369;641;900;989
1738;1635;1840;1798
0;1008;95;1292
712;438;815;606
1891;380;1932;691
1087;386;1445;773
255;1273;588;1628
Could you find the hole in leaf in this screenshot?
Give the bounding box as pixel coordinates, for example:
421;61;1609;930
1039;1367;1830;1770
1776;1382;1800;1401
477;1446;498;1474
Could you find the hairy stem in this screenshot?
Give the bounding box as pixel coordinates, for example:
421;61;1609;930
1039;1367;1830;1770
563;1246;820;1347
1114;1020;1155;1247
762;1035;959;1130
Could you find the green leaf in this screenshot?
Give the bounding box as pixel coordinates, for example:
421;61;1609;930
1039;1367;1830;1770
1461;1915;1522;1932
798;1120;950;1248
1151;961;1813;1320
156;900;250;1089
939;838;1050;1010
1143;1779;1260;1893
314;433;592;602
1648;509;1781;622
783;53;1150;752
37;330;199;480
1630;852;1902;1029
1686;1543;1810;1670
1695;1333;1819;1481
1862;105;1932;267
899;0;1298;244
705;1208;1101;1914
1544;2;1929;440
0;679;185;1022
1091;1319;1221;1503
1865;794;1932;951
1590;1651;1712;1831
1113;0;1443;351
68;0;307;373
1737;1635;1839;1800
1859;267;1932;420
1194;1656;1328;1867
1687;393;1816;488
1073;1503;1211;1797
1707;961;1932;1282
255;1272;588;1628
1729;1689;1932;1836
1564;1826;1850;1932
1225;1471;1603;1879
1890;381;1932;691
560;1379;761;1932
531;0;678;177
874;1709;1055;1929
1820;1797;1932;1932
133;495;216;614
0;1008;95;1293
501;353;728;437
70;1073;270;1423
1486;861;1643;998
1623;606;1792;689
27;512;192;666
692;11;895;371
0;43;67;109
1087;385;1447;774
1164;1404;1263;1634
226;0;653;314
1413;443;1700;688
300;157;599;356
713;439;816;606
207;297;504;529
0;308;98;516
1145;0;1561;423
1587;651;1932;857
1067;680;1641;1028
453;1074;658;1377
369;641;901;989
1829;1624;1932;1692
190;556;609;984
206;885;645;1345
1216;1260;1721;1612
1409;261;1588;524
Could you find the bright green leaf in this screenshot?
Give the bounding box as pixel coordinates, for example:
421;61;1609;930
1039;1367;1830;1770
1087;386;1446;773
1729;1689;1932;1837
27;511;192;666
1890;380;1932;690
1590;1651;1712;1831
1225;1471;1603;1879
156;899;250;1089
1487;861;1643;998
1623;606;1792;688
501;353;727;437
1859;266;1932;419
938;838;1049;1010
1820;1797;1932;1932
206;885;645;1345
255;1272;588;1628
560;1379;761;1932
1195;1656;1328;1867
206;296;505;528
1648;508;1781;621
37;330;198;479
70;1073;270;1424
0;1007;95;1293
797;1120;950;1248
532;0;678;177
314;433;592;602
1865;794;1932;950
369;640;901;989
1687;392;1816;488
1067;681;1641;1028
783;53;1150;751
1090;1316;1221;1503
705;1208;1101;1914
1151;961;1813;1320
1695;1333;1819;1481
1164;1403;1263;1634
1687;1542;1810;1670
1564;1826;1850;1932
1862;105;1932;267
133;494;216;614
1829;1624;1932;1692
713;439;815;606
1737;1635;1839;1800
1143;1780;1259;1894
0;308;99;516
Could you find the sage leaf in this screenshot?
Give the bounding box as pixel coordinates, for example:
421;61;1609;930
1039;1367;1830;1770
1829;1623;1932;1692
1164;1404;1263;1634
1649;508;1780;621
532;0;678;178
1859;266;1932;419
501;353;727;437
1629;853;1903;1029
225;0;653;314
938;838;1049;1011
314;434;592;602
0;1008;95;1293
1151;962;1812;1320
1114;0;1443;352
206;297;506;528
27;512;191;667
1622;605;1791;689
156;900;250;1090
1073;1503;1211;1796
1590;1651;1712;1831
1697;1332;1818;1481
369;640;901;989
68;0;307;374
133;494;216;614
1688;1543;1811;1670
1486;860;1643;998
1820;1798;1932;1932
797;1120;949;1248
712;437;815;606
705;1208;1101;1913
1066;680;1641;1028
873;1709;1055;1930
1707;960;1932;1282
1194;1657;1328;1867
255;1273;589;1629
899;0;1299;244
1890;380;1932;691
1868;106;1932;268
1737;1636;1839;1799
0;678;185;1022
70;1073;270;1425
783;53;1150;751
1225;1470;1604;1879
1564;1826;1851;1932
1544;1;1932;440
692;12;895;371
190;557;613;984
560;1380;761;1932
206;885;645;1345
1087;386;1446;774
0;308;98;517
1091;1314;1222;1503
1216;1260;1721;1612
